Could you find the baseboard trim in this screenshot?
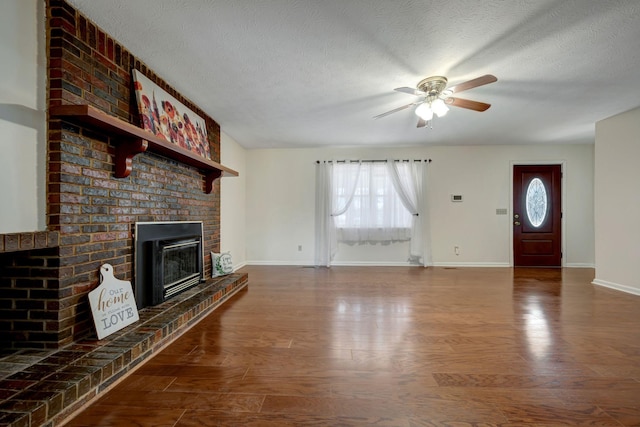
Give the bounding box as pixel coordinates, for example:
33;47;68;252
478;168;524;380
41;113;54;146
565;263;596;268
330;261;417;267
246;260;313;266
246;261;512;268
592;278;640;296
245;260;418;267
233;261;247;271
432;262;511;268
244;260;595;269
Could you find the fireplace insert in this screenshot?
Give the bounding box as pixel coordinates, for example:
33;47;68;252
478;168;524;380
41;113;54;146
134;222;204;308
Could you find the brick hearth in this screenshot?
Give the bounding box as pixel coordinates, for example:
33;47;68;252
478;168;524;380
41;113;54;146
0;272;247;427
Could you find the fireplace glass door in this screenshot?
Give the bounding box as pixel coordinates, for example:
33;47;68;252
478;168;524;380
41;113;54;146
134;221;205;309
160;238;202;299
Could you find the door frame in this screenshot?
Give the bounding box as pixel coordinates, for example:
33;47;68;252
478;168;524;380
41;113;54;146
509;160;566;267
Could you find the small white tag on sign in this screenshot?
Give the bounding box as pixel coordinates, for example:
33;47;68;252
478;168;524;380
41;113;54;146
89;264;140;340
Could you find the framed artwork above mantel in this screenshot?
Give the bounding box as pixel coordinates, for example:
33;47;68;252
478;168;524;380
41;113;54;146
132;69;212;160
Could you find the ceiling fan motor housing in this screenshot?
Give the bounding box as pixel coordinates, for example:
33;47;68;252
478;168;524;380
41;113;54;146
417;76;448;98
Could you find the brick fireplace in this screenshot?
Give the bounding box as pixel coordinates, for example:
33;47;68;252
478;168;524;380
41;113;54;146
0;0;232;350
0;1;247;425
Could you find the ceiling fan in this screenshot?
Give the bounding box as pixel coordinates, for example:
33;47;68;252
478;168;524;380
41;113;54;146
374;74;497;128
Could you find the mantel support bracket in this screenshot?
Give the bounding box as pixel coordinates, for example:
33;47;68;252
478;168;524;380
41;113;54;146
115;139;149;178
204;170;223;194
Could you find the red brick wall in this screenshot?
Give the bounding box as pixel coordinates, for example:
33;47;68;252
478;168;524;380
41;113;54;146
0;0;222;350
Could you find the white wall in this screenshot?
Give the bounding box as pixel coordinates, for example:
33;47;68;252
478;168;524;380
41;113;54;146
593;107;640;295
245;144;594;267
0;0;46;233
220;131;247;270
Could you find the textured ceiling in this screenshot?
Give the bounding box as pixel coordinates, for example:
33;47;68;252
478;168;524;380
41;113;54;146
66;0;640;149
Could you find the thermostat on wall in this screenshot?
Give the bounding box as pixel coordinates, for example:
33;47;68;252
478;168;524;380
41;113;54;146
451;194;463;202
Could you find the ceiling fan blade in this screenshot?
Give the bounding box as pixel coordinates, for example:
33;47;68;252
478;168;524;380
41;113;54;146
416;118;427;128
445;97;491;111
373;102;419;119
394;87;425;96
448;74;497;93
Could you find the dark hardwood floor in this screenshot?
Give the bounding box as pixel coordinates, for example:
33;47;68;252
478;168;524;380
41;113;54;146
64;266;640;426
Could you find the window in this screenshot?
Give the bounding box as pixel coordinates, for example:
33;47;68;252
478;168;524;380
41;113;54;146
526;177;547;227
332;162;412;242
315;159;428;267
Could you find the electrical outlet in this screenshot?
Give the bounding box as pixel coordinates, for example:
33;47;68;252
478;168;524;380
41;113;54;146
298;245;302;252
454;246;460;256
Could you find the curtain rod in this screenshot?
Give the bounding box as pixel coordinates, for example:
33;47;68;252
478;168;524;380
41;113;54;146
315;159;431;164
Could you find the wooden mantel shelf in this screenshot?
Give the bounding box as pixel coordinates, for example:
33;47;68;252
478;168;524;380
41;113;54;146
50;104;238;193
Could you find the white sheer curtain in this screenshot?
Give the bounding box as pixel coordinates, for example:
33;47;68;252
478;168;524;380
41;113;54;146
387;159;429;266
315;161;362;267
315;161;333;267
315;159;431;267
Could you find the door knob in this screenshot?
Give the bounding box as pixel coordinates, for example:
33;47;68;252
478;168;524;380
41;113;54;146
514;221;521;226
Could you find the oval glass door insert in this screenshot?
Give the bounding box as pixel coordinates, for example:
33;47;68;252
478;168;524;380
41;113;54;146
526;178;547;227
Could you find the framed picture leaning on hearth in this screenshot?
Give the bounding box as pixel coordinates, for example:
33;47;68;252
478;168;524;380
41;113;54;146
132;69;211;160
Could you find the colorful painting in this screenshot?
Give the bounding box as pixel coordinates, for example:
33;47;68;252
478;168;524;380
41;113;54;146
132;70;211;159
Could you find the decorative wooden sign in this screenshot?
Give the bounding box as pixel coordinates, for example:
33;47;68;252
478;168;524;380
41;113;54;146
89;264;140;339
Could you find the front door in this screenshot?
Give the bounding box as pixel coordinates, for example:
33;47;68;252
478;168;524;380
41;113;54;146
513;164;562;267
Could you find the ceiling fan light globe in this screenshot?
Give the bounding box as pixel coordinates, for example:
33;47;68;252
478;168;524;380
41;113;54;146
432;99;449;117
415;103;433;121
